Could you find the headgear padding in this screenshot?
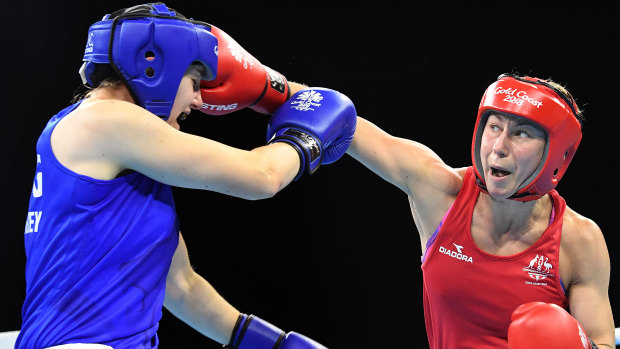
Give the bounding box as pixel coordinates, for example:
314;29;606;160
471;74;582;202
79;3;218;120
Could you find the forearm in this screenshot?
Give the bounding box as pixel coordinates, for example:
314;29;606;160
248;142;300;196
164;271;239;344
347;116;386;161
347;116;410;191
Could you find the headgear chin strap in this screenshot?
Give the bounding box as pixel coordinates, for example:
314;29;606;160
79;2;219;120
471;74;582;202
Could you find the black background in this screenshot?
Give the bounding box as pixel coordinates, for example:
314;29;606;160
1;1;619;348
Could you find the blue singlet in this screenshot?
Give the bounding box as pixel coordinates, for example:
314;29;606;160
17;102;180;349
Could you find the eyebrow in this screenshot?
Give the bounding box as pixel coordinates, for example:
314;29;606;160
490;113;538;128
515;119;539;128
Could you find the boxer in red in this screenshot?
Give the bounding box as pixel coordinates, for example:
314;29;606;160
345;74;615;348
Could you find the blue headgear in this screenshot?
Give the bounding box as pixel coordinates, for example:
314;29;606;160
79;3;218;120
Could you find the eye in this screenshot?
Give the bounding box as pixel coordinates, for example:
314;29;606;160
515;130;530;138
488;124;501;132
192;78;200;92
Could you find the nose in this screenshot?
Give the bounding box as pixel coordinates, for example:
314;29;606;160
191;90;203;109
492;129;509;157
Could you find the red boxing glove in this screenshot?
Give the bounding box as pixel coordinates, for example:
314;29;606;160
199;25;290;115
508;302;597;349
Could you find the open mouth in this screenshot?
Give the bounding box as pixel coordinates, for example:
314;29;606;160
491;167;511;178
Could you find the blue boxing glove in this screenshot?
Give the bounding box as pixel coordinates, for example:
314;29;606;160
224;314;327;349
267;87;356;180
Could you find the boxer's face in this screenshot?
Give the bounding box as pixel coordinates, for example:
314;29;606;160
168;65;204;130
479;112;546;199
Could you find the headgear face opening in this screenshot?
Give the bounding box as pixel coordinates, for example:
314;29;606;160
471;74;582;202
79;2;218;120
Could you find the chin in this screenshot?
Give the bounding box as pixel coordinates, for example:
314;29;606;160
485;186;514;200
166;119;180;130
488;193;512;201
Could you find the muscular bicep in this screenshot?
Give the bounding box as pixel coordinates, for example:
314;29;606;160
347;116;460;196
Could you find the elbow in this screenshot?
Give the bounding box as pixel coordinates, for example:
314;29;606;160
248;183;281;201
248;168;287;200
164;275;191;310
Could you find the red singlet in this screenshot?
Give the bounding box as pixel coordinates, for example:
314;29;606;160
421;167;568;348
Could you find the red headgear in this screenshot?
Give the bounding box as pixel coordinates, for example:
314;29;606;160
471;74;582;201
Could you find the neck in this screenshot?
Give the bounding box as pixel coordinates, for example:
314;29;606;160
86;84;135;104
477;192;552;239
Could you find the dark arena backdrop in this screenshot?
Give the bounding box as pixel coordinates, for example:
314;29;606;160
1;1;618;348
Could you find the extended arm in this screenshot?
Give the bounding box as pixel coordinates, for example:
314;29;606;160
346;116;463;240
346;116;460;196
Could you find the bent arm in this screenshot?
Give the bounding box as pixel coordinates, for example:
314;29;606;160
567;220;616;348
99;102;301;199
164;233;239;345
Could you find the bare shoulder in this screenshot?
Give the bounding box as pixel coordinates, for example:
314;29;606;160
408;164;465;205
52;99;172;178
561;205;610;283
78;99;163;129
410;164;466;197
409;158;467;196
56;99;161;138
55;99;162;153
454;166;469;182
561;206;606;252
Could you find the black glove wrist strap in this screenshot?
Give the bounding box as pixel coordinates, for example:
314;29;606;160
223;313;245;348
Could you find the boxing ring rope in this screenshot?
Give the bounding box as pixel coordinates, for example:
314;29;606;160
0;329;619;348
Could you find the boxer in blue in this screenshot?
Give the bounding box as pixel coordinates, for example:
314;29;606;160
17;3;355;348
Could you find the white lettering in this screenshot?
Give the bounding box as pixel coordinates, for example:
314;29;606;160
25;211;43;234
32;154;43;198
516;90;543;108
201;103;239;111
34;211;42;232
525;281;548;286
495;86;543;109
503;95;525;106
25;212;34;234
494;87;517;95
439;246;473;263
84;33;94;54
